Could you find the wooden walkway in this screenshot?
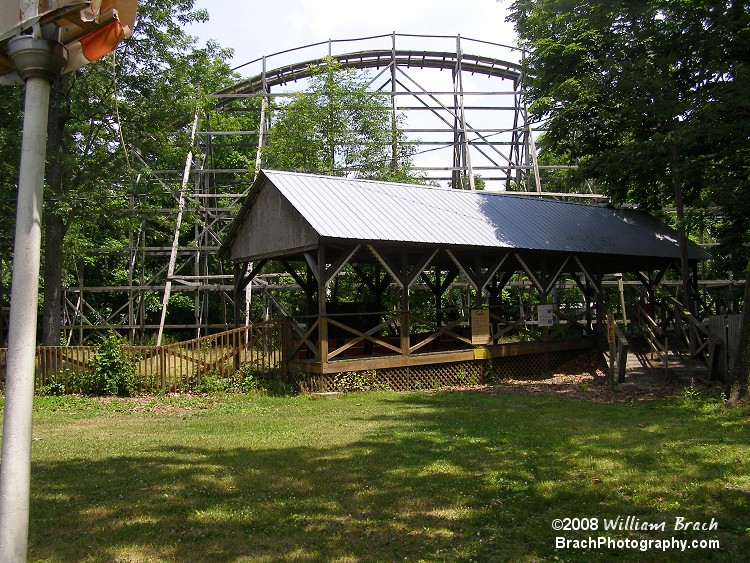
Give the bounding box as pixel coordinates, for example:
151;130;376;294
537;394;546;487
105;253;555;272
605;342;712;389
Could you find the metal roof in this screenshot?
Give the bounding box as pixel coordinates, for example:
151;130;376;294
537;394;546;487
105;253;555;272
223;170;709;262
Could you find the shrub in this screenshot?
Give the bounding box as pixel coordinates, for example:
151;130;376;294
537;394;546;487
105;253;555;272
88;334;139;396
235;364;261;394
193;369;233;394
37;380;67;397
332;370;384;392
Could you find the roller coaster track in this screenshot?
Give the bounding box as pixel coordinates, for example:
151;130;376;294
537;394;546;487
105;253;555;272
219;49;523;96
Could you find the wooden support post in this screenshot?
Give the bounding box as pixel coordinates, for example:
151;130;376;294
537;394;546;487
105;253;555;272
400;252;410;356
157;111;200;347
318;244;328;364
281;316;293;378
159;345;167;392
233;263;244;330
584;277;593;333
595;276;605;336
541;298;550;343
607;314;616;389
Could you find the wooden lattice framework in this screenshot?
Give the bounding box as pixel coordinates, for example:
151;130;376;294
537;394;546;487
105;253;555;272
44;33;624;345
11;33;732;346
229;205;704;377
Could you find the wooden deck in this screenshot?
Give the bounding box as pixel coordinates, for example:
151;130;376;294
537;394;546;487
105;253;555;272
288;337;595;375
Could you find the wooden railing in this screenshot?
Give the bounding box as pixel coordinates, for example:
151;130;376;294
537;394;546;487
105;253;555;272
635;304;667;354
634;298;723;380
613;324;630;384
0;321;284;393
664;296;722;379
290;308;592;364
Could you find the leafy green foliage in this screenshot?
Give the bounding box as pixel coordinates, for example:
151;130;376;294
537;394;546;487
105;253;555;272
508;0;750;396
508;0;750;236
262;58;420;182
0;1;245;345
89;334;139;396
36;380;67;397
332;370;386;393
188;363;292;396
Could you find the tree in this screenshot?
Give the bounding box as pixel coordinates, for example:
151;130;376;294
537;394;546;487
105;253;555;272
26;0;238;345
508;0;750;402
262;58;419;182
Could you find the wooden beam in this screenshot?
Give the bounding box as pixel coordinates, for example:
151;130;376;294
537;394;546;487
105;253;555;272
544;256;571;295
574;256;600;294
404;249;439;287
235;259;268;293
289;337;595;374
317;244;328;363
514;253;544;293
280;260;315;293
323;245;361;284
304;251;320;283
368;245;402;288
367;246;437;288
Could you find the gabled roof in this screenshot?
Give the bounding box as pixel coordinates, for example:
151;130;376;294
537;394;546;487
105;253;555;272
222;170;710;266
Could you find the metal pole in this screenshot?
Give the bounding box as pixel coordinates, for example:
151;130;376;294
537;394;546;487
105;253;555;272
0;33;66;562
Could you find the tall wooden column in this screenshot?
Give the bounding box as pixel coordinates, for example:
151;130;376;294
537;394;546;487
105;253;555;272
400;252;410;356
318;244;328;364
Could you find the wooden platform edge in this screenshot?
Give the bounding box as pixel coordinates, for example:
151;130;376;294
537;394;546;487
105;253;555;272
288;338;595;375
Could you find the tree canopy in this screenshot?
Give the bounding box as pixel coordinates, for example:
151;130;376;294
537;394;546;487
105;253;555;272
508;0;750;400
0;0;246;344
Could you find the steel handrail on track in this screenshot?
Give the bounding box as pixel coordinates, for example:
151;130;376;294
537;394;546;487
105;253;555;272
217;50;522;97
214;32;523;98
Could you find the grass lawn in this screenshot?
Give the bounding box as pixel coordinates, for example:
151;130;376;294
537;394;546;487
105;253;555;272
4;388;749;562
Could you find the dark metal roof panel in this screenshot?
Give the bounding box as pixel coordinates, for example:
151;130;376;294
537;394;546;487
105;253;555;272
261;170;709;260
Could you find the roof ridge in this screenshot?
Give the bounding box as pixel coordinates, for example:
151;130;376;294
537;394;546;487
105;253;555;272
261;169;614;209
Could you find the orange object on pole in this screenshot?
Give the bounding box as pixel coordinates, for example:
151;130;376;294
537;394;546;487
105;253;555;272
79;18;123;60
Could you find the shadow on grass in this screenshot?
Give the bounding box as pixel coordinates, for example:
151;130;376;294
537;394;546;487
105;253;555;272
29;393;750;562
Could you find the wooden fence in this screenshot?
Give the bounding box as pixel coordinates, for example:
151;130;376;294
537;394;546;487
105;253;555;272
0;320;285;394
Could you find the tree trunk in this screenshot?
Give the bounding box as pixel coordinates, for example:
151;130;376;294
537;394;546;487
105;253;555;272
727;269;750;404
669;145;694;317
41;75;70;347
41;213;66;346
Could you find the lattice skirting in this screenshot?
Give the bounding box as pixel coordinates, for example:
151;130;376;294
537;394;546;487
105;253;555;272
289;349;587;393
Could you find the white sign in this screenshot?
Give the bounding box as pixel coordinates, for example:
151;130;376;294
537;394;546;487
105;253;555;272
538;304;554;326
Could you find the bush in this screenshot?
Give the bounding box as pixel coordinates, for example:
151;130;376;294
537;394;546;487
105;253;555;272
190;365;293;396
88;334;139;396
37;380;67;397
332;370;385;392
193;369;233;394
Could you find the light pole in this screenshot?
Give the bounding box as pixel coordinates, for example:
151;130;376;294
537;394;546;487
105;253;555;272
0;30;67;562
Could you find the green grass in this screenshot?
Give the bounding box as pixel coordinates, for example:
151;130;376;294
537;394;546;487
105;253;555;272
3;389;749;562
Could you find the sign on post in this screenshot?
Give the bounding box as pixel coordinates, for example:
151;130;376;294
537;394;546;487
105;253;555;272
538;304;554;327
607;313;616;344
607;314;616;388
471;308;491;346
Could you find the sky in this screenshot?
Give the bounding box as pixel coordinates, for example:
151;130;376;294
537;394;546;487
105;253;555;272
185;0;519;72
